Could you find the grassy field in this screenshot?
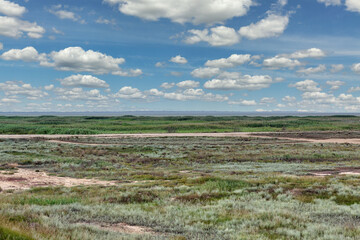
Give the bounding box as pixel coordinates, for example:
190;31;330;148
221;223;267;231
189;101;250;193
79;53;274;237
0;115;360;134
1;134;360;239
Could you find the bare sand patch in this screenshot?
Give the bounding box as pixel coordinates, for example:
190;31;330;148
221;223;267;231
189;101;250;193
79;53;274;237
78;222;157;235
310;167;360;177
0;168;116;191
2;132;360;145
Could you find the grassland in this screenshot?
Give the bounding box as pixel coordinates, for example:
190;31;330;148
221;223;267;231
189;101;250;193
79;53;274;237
1;132;360;239
0;115;360;134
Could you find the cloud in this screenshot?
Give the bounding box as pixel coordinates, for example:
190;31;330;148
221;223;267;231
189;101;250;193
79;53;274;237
176;80;200;89
96;17;116;25
55;87;107;101
204;73;276;90
326;80;344;90
112;69;143;77
104;0;254;25
44;85;54;91
281;48;327;59
260;97;276;104
278;0;288;6
263;56;302;69
185;26;240;46
0;0;26;17
52;27;64;35
191;67;221;79
348;86;360;93
302;91;335;103
1;46;141;76
1;98;20;103
0;81;48;100
164;88;228;102
58;74;109;88
1;46;47;62
239;14;289;40
155;62;165;67
205;54;251;68
0;16;45;38
289;80;321;92
351;63;360;74
48;5;84;23
296;64;326;75
317;0;341;6
112;86;145;99
160;82;175;89
50;10;77;21
345;0;360;13
170;55;187;64
330;64;344;73
282;96;296;102
47;47;126;74
0;42;2;50
144;88;164;97
228;99;257;105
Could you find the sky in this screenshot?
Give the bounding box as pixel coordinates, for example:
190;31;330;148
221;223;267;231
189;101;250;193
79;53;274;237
0;0;360;112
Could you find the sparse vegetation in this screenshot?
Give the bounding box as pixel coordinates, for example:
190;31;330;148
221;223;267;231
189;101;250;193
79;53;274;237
0;115;360;134
1;118;360;239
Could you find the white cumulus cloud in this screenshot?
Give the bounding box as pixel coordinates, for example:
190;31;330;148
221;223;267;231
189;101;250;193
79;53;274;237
317;0;341;6
191;67;221;79
263;56;302;69
47;47;126;74
289;80;322;92
1;46;47;62
104;0;254;25
239;14;289;40
113;86;145;99
185;26;240;46
0;0;26;17
164;88;228;102
205;54;251;68
55;87;107;101
160;82;175;89
170;55;187;64
176;80;200;89
345;0;360;13
58;74;109;88
351;63;360;74
0;81;48;100
0;16;45;38
204;73;276;90
296;64;326;75
228;99;257;105
330;64;344;73
326;80;344;90
281;48;327;59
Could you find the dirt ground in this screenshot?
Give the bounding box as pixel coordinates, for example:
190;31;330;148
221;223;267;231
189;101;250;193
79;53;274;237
2;131;360;145
0;167;116;191
2;132;360;191
310;167;360;176
78;222;157;235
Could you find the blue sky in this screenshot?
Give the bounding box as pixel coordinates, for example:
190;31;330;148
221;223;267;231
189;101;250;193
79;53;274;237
1;0;360;112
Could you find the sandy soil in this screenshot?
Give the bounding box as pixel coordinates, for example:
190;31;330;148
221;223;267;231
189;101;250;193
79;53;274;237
310;167;360;176
1;132;360;144
0;168;116;191
78;222;156;235
0;132;360;146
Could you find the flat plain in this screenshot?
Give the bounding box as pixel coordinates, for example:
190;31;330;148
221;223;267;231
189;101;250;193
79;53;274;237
1;116;360;239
